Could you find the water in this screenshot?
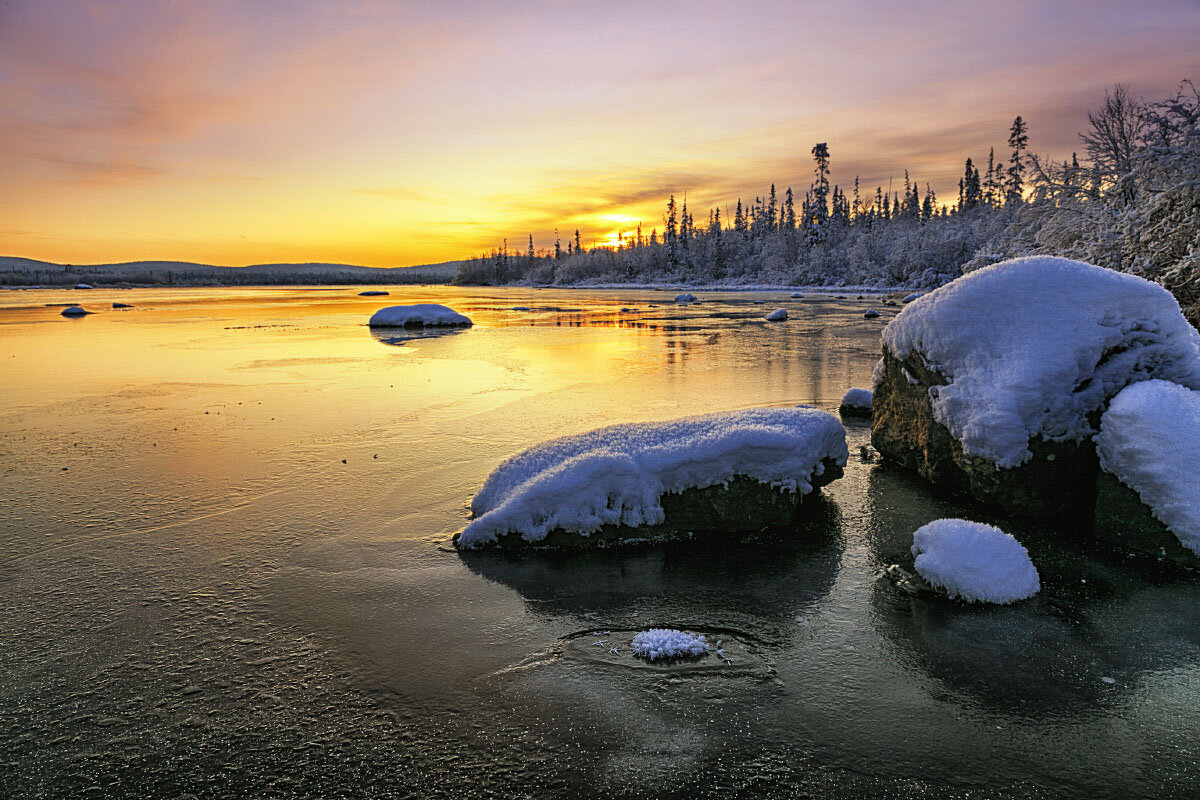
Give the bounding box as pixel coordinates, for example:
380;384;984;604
1;286;1198;799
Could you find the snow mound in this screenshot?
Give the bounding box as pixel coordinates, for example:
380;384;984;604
765;308;788;321
911;519;1040;604
1096;380;1200;554
841;388;873;409
631;629;709;660
675;293;697;303
457;407;848;548
60;306;89;317
883;257;1200;468
368;304;472;328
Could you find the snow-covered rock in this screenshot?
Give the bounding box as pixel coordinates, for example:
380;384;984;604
74;283;93;290
1095;380;1200;559
790;293;804;298
674;293;698;303
60;306;89;317
839;388;873;418
911;519;1040;604
631;629;709;660
765;308;788;321
863;309;881;319
358;290;390;296
368;304;472;328
455;407;848;548
872;256;1200;516
902;292;921;303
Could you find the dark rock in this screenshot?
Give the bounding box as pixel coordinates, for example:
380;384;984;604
456;463;843;549
61;306;90;317
1095;471;1200;568
839;403;872;419
112;302;133;309
870;348;1098;517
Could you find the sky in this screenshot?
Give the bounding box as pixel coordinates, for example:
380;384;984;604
1;0;1198;267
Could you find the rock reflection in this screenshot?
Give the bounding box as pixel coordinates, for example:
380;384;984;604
367;326;467;347
458;495;845;625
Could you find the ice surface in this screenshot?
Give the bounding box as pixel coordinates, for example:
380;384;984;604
631;629;710;660
911;519;1040;604
1096;380;1200;554
841;388;873;409
765;308;788;321
457;407;848;548
368;304;472;327
882;257;1200;468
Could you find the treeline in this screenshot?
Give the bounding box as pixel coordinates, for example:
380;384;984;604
456;81;1198;323
0;264;451;288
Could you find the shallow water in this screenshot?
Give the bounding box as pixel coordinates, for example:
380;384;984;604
1;286;1198;799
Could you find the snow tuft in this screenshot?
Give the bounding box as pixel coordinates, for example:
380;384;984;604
631;629;709;660
841;388;873;409
765;308;788;321
883;256;1200;468
911;519;1040;604
1096;380;1200;554
457;407;848;548
368;304;472;328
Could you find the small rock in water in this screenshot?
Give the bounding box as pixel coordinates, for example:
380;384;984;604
341;459;347;464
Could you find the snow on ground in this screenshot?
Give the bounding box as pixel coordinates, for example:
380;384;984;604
841;388;873;409
631;629;709;660
457;407;848;548
911;519;1040;604
765;308;788;321
1096;380;1200;554
883;256;1200;468
367;304;472;327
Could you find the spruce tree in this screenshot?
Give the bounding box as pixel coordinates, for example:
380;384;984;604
1006;115;1029;205
808;142;831;242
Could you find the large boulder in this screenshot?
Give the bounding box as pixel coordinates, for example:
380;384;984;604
455;407;848;549
871;256;1200;518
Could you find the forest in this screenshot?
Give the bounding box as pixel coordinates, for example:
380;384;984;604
455;82;1199;327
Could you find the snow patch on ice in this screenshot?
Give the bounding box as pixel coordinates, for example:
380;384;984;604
911;519;1040;604
765;308;788;321
368;304;472;327
883;256;1200;468
1096;380;1200;554
631;629;709;660
457;407;848;548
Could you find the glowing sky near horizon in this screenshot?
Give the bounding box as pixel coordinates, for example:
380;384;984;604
1;0;1198;267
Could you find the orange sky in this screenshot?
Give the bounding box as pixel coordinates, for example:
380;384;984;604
1;0;1198;267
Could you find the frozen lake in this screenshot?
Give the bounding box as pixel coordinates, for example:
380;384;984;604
2;286;1198;798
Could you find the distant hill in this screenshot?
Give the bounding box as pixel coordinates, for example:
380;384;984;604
0;257;460;287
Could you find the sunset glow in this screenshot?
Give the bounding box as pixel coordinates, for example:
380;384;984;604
2;0;1197;267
